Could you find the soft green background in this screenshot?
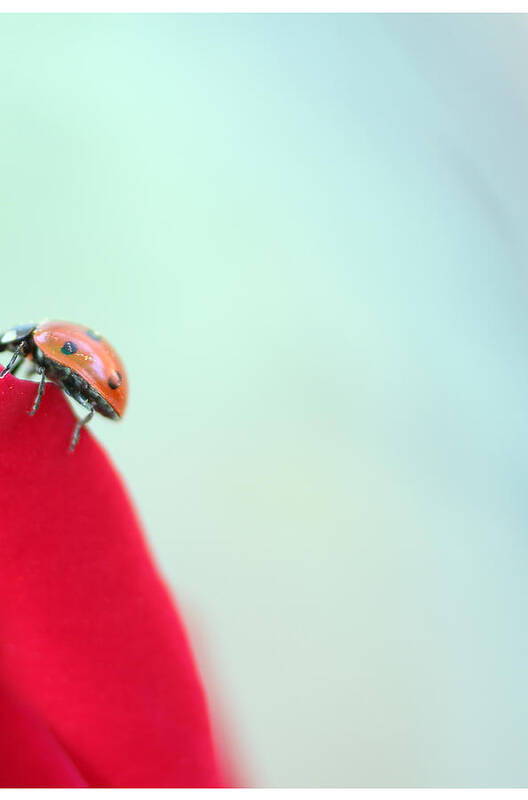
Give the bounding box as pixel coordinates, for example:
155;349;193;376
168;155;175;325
2;13;528;787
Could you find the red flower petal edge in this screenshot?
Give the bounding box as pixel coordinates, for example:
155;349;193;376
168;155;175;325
0;373;223;788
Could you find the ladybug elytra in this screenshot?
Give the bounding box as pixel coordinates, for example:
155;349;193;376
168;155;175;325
0;320;128;451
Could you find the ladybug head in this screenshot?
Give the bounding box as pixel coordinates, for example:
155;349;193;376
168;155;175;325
0;323;36;352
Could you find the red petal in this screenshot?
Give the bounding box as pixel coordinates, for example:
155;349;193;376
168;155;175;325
0;373;223;788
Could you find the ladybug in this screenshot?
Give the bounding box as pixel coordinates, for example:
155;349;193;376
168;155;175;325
0;320;128;451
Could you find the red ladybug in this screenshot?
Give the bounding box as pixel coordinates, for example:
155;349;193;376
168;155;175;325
0;320;128;451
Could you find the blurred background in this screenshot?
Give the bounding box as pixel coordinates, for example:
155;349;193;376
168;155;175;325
1;13;528;787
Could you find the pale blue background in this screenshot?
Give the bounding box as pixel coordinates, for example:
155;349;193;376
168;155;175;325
1;13;528;786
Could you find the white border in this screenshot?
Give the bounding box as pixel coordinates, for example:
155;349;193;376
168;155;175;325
1;788;527;796
0;2;528;12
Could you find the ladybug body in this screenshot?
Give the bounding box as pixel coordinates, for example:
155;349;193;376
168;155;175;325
0;320;128;451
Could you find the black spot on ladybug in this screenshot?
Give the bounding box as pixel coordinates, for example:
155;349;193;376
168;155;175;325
86;329;102;341
108;370;122;390
61;341;78;355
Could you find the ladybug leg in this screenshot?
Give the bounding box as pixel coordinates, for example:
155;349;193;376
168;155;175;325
0;344;24;379
69;404;94;453
29;367;46;417
11;359;25;377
